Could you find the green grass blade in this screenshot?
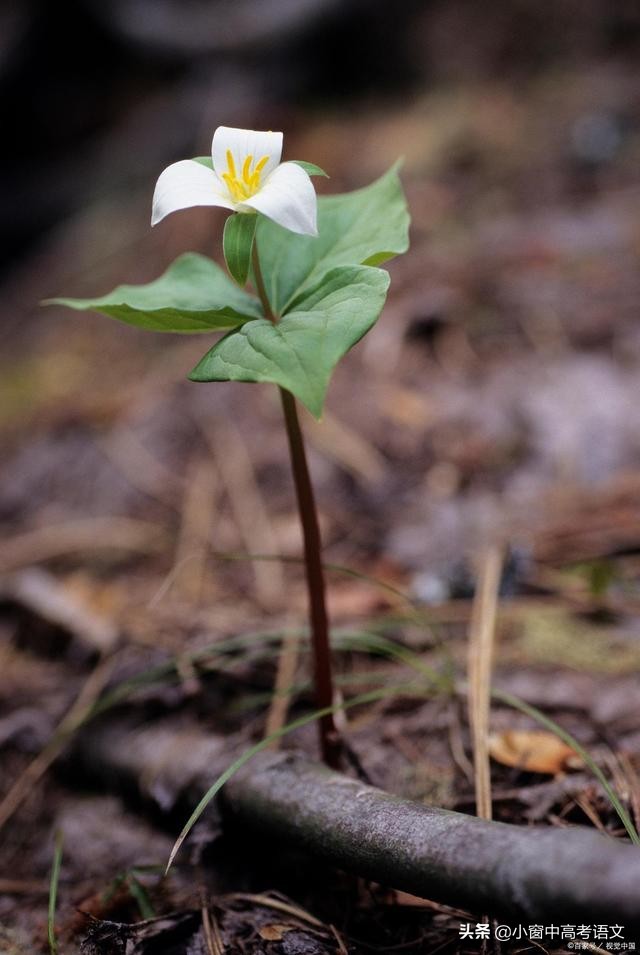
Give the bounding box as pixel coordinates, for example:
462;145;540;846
127;872;156;919
48;829;64;955
165;682;425;873
89;628;303;718
492;687;640;844
211;550;421;612
333;629;453;690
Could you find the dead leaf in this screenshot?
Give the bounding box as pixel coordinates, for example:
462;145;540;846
489;729;580;774
258;923;295;941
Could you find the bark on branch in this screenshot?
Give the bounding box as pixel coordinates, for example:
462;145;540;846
69;720;640;928
221;750;640;929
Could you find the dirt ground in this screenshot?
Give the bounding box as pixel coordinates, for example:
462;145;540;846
1;30;640;955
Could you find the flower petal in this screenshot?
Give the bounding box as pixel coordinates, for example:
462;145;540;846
151;159;234;226
212;126;283;181
239;162;317;236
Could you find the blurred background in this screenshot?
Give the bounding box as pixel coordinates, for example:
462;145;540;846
3;0;640;586
2;0;640;949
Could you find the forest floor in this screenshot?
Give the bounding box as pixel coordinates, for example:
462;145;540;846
2;59;640;953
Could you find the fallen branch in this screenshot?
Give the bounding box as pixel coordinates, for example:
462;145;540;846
67;711;640;927
221;750;640;929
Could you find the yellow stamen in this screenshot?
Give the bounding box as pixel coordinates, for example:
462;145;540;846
221;151;270;202
242;155;253;185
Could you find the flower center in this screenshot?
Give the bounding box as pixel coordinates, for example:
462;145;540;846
222;150;269;202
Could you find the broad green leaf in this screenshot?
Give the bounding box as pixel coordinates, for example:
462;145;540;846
291;160;329;177
189;265;389;417
255;163;409;315
46;253;262;332
223;213;257;286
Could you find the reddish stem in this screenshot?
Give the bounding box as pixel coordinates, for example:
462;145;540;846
251;240;341;768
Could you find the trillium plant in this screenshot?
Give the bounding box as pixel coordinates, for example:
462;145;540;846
50;125;410;768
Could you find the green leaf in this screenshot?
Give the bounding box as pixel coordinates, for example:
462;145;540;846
255;163;410;315
291;160;329;177
45;253;262;332
189;265;389;417
223;212;257;286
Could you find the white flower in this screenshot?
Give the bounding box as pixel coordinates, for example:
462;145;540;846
151;125;318;236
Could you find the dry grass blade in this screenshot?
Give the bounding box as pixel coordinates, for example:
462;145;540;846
0;517;166;572
303;406;386;484
574;793;608;834
226;893;325;928
467;545;502;821
0;654;115;832
171;457;218;604
100;425;182;507
201;419;284;609
212;550;420;617
264;631;300;745
615;752;640;835
0;879;47;895
447;703;475;783
329;924;349;954
202;905;225;955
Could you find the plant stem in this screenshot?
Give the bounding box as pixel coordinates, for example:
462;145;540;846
279;388;341;767
251;240;341;769
251;241;276;322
